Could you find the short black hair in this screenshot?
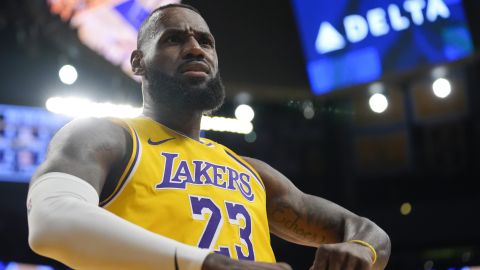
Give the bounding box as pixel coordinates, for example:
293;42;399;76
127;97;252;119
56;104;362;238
137;4;202;50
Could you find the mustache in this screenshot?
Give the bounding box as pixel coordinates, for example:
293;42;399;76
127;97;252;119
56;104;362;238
177;59;211;73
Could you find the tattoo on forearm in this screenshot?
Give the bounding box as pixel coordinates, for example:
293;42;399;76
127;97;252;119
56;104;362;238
302;196;338;233
270;200;327;244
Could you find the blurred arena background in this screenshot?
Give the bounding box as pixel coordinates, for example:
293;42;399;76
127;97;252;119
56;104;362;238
0;0;479;269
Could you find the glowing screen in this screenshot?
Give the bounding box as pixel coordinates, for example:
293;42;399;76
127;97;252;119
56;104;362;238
0;261;54;270
0;105;70;183
47;0;181;79
291;0;475;95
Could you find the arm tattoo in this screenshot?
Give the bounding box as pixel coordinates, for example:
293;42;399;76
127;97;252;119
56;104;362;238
269;194;343;246
269;199;328;244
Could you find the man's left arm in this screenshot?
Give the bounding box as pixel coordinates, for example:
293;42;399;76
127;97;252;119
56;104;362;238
243;157;391;270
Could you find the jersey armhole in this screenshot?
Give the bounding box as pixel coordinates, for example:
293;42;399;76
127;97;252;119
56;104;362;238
99;118;140;207
222;147;266;191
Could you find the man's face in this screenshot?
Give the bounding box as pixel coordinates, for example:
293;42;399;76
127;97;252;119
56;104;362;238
138;7;224;112
144;8;218;84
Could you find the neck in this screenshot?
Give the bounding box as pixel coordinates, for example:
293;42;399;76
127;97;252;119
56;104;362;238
142;101;203;141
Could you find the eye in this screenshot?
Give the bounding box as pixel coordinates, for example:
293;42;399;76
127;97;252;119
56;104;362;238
165;34;183;44
199;36;214;48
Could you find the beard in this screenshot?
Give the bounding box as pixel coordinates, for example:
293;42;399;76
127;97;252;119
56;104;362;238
144;66;226;115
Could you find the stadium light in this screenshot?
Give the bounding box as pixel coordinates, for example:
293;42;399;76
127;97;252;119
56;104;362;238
432;78;451;98
201;115;253;134
369;93;388;113
46;97;141;118
45;97;253;134
58;65;78;85
400;202;412;216
235;104;255;122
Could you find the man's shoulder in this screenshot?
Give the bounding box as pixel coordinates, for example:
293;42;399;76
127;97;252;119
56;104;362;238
52;117;131;154
31;117;132;191
60;117;129;138
240;156;269;174
239;156;284;184
63;117;125;130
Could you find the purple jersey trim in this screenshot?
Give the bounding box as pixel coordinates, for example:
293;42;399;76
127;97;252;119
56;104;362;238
224;150;265;190
100;128;141;206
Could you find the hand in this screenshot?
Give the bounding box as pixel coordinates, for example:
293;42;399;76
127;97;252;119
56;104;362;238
202;253;292;270
309;242;374;270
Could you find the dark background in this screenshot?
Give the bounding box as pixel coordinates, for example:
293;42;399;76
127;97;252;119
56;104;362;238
0;0;479;269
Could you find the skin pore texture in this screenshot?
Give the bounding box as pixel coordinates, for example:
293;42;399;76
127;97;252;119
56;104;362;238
29;5;391;270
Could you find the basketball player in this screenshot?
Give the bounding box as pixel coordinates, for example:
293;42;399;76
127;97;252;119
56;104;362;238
26;4;390;270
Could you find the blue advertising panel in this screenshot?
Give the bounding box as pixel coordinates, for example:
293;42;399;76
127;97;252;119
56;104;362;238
291;0;475;95
0;261;55;270
0;105;70;183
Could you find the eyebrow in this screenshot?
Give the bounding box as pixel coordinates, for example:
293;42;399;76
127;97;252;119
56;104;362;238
160;28;215;41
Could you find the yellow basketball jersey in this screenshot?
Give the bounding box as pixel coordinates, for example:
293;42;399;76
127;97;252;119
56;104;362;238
101;116;276;262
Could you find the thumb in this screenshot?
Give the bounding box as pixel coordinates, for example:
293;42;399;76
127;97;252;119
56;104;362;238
276;262;293;270
312;246;329;269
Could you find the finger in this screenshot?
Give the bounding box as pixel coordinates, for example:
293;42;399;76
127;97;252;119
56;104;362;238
311;258;327;270
328;261;341;270
351;245;374;270
328;252;345;270
312;247;328;270
310;260;327;270
313;257;328;270
342;253;357;270
355;258;372;270
276;262;293;270
241;260;292;270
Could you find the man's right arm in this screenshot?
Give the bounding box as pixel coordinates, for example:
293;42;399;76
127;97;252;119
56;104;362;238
28;118;214;270
27;118;291;270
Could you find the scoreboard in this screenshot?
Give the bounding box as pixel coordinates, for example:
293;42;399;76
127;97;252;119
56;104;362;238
291;0;475;95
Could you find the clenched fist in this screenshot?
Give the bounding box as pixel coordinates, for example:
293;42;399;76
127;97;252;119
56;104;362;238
309;242;374;270
202;253;292;270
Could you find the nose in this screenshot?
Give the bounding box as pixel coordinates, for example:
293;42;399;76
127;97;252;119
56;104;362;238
181;36;206;60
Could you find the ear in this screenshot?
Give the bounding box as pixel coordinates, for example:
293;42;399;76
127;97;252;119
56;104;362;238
131;50;145;76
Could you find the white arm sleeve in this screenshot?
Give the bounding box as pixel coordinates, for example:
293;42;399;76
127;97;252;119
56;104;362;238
27;172;211;270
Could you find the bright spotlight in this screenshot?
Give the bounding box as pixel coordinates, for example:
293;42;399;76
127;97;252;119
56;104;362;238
58;65;78;85
235;104;255;122
369;93;388;113
200;116;253;134
46;96;254;134
432;78;451;98
46;97;142;118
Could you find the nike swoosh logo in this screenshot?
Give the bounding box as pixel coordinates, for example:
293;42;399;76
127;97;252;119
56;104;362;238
174;248;179;270
147;137;175;145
